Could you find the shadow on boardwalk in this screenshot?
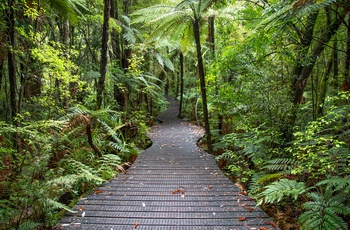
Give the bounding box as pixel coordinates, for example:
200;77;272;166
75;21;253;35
56;97;276;229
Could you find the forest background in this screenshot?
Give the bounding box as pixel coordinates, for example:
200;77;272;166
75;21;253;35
0;0;349;229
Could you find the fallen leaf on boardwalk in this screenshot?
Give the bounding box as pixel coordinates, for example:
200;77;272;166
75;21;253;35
172;189;185;195
245;207;255;212
78;206;84;211
94;190;103;194
238;203;246;207
208;185;213;190
134;222;139;229
258;228;269;230
264;220;278;229
238;216;247;221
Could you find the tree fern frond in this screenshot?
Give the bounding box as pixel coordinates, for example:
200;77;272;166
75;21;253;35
180;23;195;53
132;5;174;24
162;56;175;72
295;0;338;18
255;2;293;32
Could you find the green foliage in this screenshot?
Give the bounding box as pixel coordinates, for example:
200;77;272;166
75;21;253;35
298;186;350;230
0;104;147;228
215;150;254;184
289;93;350;177
256;179;309;206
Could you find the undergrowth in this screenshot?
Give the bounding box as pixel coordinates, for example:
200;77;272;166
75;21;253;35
0;107;152;229
214;92;350;229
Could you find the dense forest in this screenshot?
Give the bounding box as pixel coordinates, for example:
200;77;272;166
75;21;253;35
0;0;349;229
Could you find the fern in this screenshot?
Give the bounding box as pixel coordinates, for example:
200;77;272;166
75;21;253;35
263;158;298;172
298;187;350;230
256;179;309;206
316;176;350;194
45;198;76;213
61;159;103;185
17;221;41;230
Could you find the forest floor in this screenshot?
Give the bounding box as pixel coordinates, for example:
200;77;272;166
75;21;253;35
55;97;277;229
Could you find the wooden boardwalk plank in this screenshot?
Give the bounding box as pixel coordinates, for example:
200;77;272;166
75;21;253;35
55;97;276;229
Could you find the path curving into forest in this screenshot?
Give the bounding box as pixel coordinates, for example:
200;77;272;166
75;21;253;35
56;97;276;229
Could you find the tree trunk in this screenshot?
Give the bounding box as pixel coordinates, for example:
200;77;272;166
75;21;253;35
316;53;333;118
6;0;19;123
0;60;3;89
291;10;344;105
345;14;350;84
96;0;111;110
207;16;215;58
193;19;212;154
178;52;184;118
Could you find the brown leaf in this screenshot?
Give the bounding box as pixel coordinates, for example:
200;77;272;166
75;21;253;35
134;221;139;229
245;207;255;212
238;216;247;221
264;220;278;229
78;206;84;211
172;189;185;195
258;228;269;230
208;185;213;190
94;189;103;194
238;203;246;207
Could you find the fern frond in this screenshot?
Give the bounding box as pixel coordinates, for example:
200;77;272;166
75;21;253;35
263;158;298;172
45;198;77;213
316;176;350;193
47;174;80;189
100;154;122;167
132;5;174;24
299;187;350;230
17;221;41;230
256;179;309;206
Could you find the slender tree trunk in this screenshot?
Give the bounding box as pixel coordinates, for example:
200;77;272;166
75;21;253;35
207;16;215;58
6;0;21;152
316;53;333;117
179;52;184;118
97;0;111;110
345;14;350;84
333;37;339;88
6;0;19;123
193;19;212;154
0;60;3;89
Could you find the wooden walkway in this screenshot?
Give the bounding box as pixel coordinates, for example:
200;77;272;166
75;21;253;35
56;97;276;229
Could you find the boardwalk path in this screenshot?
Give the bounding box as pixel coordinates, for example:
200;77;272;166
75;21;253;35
57;97;275;229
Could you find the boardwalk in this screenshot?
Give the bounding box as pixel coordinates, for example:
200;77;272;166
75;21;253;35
56;97;276;229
